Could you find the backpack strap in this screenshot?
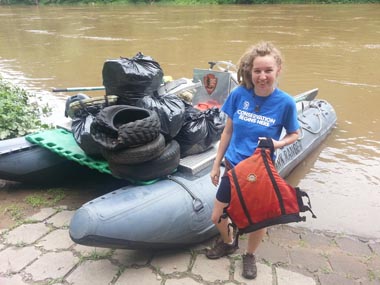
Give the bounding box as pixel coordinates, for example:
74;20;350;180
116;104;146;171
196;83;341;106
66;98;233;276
295;187;317;218
227;222;242;248
257;137;274;154
261;147;286;215
218;212;228;223
218;209;242;248
214;212;241;249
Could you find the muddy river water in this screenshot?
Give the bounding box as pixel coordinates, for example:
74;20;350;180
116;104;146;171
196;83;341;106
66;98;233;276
0;4;379;238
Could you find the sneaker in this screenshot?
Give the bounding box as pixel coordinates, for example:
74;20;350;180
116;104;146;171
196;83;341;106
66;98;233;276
206;240;238;259
242;253;257;279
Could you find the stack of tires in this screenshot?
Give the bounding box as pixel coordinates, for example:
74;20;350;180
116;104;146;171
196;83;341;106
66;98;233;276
97;52;181;181
90;105;180;182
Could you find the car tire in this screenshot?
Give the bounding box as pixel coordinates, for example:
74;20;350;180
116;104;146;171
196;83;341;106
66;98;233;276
102;134;165;165
91;105;161;150
109;139;180;181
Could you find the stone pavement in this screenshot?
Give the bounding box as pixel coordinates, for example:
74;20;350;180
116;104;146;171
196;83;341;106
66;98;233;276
0;207;379;285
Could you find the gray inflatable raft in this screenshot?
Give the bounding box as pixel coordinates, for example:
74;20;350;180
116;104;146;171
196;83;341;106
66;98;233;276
69;95;337;250
0;135;100;184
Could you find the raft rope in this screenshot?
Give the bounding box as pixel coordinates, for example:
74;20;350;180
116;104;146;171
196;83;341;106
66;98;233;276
298;100;324;135
167;175;204;212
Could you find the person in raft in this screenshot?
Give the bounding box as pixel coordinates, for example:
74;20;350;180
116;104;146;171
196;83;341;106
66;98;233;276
207;41;300;279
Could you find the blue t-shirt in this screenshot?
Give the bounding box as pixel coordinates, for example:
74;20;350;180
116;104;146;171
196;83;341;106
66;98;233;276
222;86;299;166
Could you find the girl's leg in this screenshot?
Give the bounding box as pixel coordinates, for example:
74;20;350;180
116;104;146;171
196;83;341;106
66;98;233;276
242;228;266;279
247;228;266;253
206;199;238;259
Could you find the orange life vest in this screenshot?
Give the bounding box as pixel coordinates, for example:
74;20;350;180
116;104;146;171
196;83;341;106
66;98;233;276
226;138;316;236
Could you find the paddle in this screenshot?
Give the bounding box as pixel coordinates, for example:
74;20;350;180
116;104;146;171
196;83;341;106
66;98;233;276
52;85;318;103
52;86;105;92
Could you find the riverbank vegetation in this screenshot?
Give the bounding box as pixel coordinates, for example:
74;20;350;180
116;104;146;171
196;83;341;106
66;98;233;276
1;0;377;5
0;76;51;140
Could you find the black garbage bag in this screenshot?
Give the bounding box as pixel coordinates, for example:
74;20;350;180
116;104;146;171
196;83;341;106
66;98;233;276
136;92;186;141
104;86;148;106
102;52;164;105
175;105;226;158
71;115;103;158
205;107;227;143
69;95;117;157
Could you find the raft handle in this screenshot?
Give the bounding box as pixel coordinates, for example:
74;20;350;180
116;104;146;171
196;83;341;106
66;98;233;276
192;198;204;212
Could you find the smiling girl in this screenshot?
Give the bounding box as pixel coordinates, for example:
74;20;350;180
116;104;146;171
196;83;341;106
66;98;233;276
207;41;300;280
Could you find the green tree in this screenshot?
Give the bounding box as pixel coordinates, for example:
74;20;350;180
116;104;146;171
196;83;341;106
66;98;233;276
0;77;51;140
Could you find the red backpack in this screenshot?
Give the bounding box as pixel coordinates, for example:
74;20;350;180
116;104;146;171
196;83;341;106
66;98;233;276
225;138;316;239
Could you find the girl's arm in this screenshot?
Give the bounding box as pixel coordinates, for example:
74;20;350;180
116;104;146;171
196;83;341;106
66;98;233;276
273;130;299;150
210;117;233;186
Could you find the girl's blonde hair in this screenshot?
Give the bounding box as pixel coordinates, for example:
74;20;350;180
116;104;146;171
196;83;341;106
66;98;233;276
237;41;283;89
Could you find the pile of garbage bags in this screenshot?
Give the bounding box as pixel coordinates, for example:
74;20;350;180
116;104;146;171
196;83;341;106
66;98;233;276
65;52;226;181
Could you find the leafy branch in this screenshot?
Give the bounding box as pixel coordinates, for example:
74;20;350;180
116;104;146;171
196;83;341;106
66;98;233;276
0;76;52;139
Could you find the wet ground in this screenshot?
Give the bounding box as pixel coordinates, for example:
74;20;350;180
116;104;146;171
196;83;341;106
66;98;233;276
0;177;125;230
1;172;380;284
1;206;379;285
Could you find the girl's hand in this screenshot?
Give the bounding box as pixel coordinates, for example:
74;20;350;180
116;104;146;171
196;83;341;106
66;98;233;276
272;139;284;149
258;137;283;150
210;167;221;186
